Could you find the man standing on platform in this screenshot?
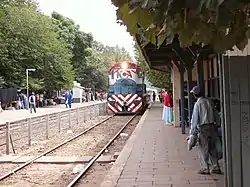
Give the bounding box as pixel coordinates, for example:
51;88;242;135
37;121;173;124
64;90;69;108
152;91;156;103
189;86;221;175
68;91;73;108
29;92;36;114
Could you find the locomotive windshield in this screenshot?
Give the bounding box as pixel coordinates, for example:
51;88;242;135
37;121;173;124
114;79;137;94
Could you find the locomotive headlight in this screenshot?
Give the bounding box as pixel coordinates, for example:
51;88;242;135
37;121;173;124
121;62;128;69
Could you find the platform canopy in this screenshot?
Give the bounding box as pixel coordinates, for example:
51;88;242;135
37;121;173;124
135;34;174;72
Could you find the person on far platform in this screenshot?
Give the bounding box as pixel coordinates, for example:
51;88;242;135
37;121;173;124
29;92;36;114
64;91;69;108
152;91;156;103
68;91;73;108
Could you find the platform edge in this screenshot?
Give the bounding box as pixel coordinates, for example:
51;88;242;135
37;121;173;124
100;105;151;187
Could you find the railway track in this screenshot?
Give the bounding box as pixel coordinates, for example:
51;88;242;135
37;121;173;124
0;114;138;187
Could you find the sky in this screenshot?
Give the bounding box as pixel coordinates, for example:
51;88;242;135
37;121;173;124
37;0;135;59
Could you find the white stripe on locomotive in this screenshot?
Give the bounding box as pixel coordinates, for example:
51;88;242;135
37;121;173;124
108;103;118;113
132;102;142;113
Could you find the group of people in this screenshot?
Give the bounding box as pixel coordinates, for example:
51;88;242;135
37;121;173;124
16;92;37;113
83;90;105;102
63;89;106;109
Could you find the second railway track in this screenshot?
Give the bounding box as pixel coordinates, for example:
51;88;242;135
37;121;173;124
0;114;140;187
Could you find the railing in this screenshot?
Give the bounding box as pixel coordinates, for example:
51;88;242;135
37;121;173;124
0;102;107;155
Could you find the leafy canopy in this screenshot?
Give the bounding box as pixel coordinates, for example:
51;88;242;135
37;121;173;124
112;0;250;53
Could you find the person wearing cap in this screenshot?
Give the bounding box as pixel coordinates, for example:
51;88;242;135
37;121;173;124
189;85;221;175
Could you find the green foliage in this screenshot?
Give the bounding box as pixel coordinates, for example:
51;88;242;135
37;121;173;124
0;76;5;88
93;41;132;67
0;2;132;92
135;44;172;89
0;1;74;91
79;48;108;90
112;0;250;53
52;12;132;91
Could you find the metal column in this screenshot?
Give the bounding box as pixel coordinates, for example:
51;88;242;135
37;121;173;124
221;55;233;187
179;67;186;134
218;54;227;187
197;58;205;94
187;66;193;126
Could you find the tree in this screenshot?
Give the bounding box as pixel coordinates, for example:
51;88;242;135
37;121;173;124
0;2;74;91
93;41;132;67
135;44;172;89
112;0;250;53
52;12;133;90
79;48;108;90
52;12;94;82
0;76;5;88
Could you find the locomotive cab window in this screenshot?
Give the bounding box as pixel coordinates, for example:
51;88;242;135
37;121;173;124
114;79;137;94
108;85;114;96
136;84;144;95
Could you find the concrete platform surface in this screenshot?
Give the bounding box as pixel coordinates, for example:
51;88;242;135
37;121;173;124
101;103;224;187
0;101;104;124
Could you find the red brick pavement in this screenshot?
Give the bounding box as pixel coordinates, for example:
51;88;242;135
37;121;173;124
115;104;224;187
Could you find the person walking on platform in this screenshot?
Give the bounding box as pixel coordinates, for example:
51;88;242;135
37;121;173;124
22;93;28;109
189;86;221;175
29;92;36;114
68;91;73;108
162;90;173;125
64;91;69;108
152;91;156;103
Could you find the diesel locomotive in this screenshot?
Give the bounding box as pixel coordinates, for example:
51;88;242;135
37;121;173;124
107;61;149;114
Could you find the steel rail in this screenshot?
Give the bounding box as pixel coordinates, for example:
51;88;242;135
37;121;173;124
67;114;137;187
0;115;114;181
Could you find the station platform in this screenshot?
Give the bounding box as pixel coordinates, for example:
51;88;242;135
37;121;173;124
101;103;224;187
0;101;104;124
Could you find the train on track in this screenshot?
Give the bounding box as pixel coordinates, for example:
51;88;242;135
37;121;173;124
107;61;150;114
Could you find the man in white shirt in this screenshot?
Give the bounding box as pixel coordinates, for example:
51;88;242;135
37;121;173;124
190;86;221;175
29;92;36;114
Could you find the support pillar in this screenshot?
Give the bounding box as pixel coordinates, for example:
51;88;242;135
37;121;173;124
172;64;180;127
179;67;186;134
218;54;228;186
186;66;193;126
197;58;205;94
221;54;233;187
